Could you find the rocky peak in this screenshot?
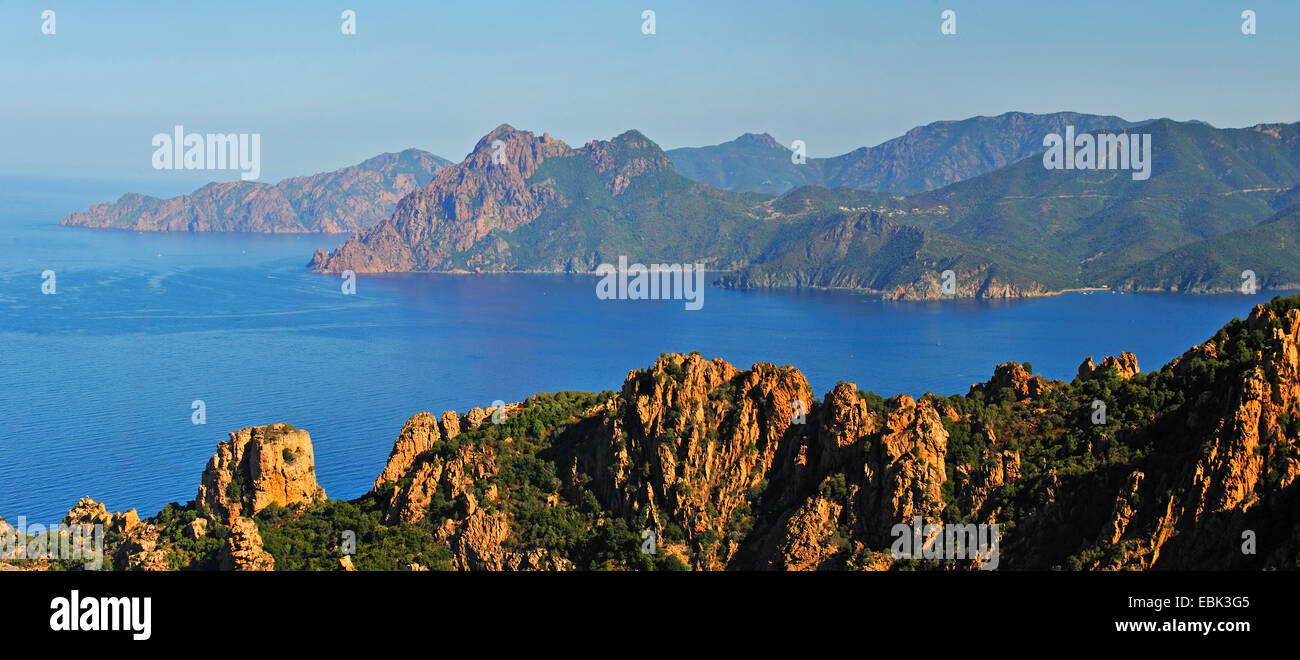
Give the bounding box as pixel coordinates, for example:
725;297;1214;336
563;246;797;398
219;517;275;571
733;132;784;150
1028;298;1300;569
862;394;950;541
196;423;326;522
63;496;140;533
580;130;674;195
1077;352;1140;381
373;402;523;492
971;362;1049;399
374;412;443;490
464;123;572;178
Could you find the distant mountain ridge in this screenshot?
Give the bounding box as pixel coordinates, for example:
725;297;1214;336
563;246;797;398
59;149;453;233
667;111;1146;194
315;117;1300;300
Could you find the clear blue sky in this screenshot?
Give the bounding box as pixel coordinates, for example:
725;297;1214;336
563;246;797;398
1;0;1297;187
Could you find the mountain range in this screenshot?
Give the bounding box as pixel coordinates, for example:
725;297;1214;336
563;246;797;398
58;112;1300;298
666;111;1145;195
59;149;452;233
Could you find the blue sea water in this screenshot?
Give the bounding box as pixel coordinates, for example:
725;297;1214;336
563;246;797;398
0;176;1284;523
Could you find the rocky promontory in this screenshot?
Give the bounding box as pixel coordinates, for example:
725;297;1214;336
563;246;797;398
196;423;327;521
59;149;451;233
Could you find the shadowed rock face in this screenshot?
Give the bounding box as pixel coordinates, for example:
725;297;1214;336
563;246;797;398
196;424;327;522
579;355;815;569
59;149;451;233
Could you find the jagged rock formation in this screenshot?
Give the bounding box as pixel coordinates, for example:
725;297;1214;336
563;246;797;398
1078;352;1140;380
1008;301;1300;569
574;355;814;569
373;401;570;570
436;509;573;571
61;497;166;571
748;385;952;569
386;442;499;525
59;149;451;233
219;518;275;571
373;412;444;490
358;298;1300;570
373;402;523;490
64;496;141;532
114;523;171;571
970;362;1050;400
196;423;327;521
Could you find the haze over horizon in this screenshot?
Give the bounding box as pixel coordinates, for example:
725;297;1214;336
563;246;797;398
2;0;1297;190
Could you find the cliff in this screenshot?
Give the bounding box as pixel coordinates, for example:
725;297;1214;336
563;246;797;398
196;423;327;521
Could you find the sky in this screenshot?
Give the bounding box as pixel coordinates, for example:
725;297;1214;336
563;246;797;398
1;0;1297;188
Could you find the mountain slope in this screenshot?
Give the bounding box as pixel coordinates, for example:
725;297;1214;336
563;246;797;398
716;204;1072;299
1116;205;1300;293
667;133;824;195
667;111;1144;194
59;149;453;233
907;119;1300;285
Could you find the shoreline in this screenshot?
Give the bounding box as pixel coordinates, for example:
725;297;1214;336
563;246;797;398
304;268;1300;300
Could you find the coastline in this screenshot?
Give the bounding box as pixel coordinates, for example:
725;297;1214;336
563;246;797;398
304;265;1300;300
